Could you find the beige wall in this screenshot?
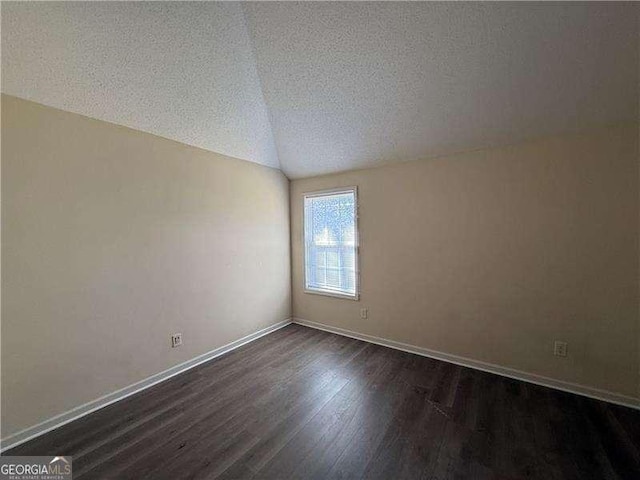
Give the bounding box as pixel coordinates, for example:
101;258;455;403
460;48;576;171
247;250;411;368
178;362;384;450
1;95;291;438
291;124;639;399
2;93;638;441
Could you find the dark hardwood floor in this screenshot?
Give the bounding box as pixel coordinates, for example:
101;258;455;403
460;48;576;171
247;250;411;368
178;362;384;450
4;323;640;479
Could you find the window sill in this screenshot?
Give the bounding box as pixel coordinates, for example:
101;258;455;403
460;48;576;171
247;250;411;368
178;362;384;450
304;288;359;301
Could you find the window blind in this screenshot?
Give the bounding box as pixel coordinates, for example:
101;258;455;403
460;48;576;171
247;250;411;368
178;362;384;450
304;188;358;298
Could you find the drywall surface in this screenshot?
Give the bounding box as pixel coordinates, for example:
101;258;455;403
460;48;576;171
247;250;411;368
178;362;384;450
291;124;639;399
1;95;291;438
244;2;638;178
2;2;279;168
4;2;637;178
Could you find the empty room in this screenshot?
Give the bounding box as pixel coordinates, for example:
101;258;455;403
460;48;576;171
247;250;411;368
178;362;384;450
1;1;639;479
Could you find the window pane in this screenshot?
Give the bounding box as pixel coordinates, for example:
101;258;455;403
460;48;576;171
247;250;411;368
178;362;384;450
304;189;357;297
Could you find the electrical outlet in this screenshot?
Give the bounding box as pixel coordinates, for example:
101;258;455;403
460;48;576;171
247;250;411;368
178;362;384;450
171;333;183;348
360;308;368;319
553;340;567;357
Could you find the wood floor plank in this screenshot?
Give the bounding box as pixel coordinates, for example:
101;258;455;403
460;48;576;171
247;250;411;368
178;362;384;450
4;324;640;479
252;344;394;480
6;323;313;458
77;327;347;478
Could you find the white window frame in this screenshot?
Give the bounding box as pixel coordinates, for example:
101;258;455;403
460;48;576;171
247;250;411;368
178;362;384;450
303;186;360;301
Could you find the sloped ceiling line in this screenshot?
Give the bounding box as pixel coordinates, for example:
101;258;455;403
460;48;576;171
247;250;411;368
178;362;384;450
243;2;638;178
2;2;638;179
2;2;281;170
240;3;283;175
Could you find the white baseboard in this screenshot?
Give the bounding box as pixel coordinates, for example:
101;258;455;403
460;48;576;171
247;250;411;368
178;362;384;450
1;319;293;452
293;318;640;411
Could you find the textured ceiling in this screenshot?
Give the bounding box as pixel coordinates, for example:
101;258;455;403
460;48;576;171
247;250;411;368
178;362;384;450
1;2;279;169
3;2;638;178
243;2;639;178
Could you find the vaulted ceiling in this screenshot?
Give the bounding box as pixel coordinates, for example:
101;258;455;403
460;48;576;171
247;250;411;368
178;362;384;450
3;2;638;178
2;2;279;169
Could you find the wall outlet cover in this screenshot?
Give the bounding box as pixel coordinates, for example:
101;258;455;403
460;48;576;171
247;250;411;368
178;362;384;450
553;340;567;357
171;333;183;348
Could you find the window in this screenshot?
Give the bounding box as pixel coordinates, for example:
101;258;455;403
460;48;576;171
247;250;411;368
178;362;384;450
303;187;359;299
